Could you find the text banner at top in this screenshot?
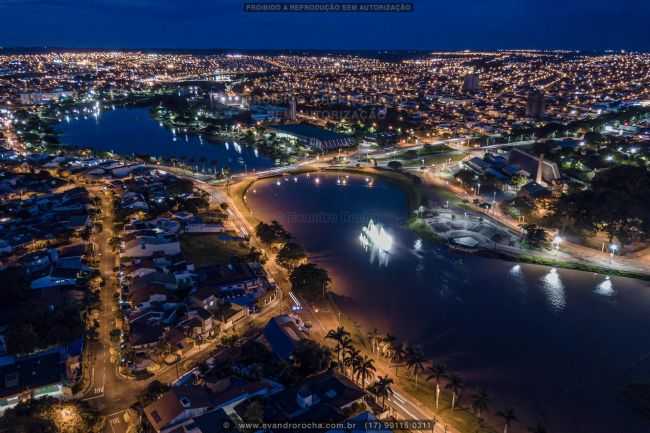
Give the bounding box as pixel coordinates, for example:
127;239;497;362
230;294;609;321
243;3;414;12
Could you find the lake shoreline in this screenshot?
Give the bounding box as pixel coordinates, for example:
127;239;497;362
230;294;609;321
239;166;650;282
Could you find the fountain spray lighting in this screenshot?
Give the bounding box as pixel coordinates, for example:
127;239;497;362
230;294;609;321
359;219;393;253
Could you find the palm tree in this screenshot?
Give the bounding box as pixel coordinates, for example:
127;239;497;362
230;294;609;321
367;328;380;354
353;355;376;390
325;327;350;368
405;345;426;386
389;338;406;362
338;336;353;373
445;374;464;411
369;375;394;409
528;423;548;433
471;389;489;419
390;341;406;376
380;333;396;358
426;363;447;410
343;346;361;378
496;408;518;433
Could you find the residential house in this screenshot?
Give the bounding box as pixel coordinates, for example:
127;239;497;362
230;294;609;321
260;315;308;361
207;376;283;411
216;304;249;332
177;308;215;339
128;317;164;352
0;353;66;414
131;271;179;291
254;371;366;428
144;385;215;433
121;236;181;259
30;268;79;290
127;284;169;310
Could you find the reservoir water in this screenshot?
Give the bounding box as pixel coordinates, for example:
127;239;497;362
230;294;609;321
57;107;274;174
247;171;650;433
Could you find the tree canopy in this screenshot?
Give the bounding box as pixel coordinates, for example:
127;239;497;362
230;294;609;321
255;220;291;245
5;304;84;355
387;160;402;170
0;398;102;433
289;263;330;301
276;242;307;270
549;166;650;245
522;224;549;249
292;339;332;377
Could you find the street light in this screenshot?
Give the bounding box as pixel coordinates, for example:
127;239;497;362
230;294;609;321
609;244;618;263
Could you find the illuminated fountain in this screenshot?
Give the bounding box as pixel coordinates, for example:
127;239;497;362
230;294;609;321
360;219;393;252
359;219;393;266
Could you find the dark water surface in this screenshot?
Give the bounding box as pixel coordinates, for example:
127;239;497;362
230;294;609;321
247;171;650;433
57;107;274;173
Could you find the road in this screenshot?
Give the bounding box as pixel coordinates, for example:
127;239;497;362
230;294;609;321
190;174;458;432
85;143;585;433
83;185;155;433
83;185;224;425
292;292;456;433
80;175;293;432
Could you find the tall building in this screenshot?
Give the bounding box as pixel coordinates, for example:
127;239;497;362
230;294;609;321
527;89;545;118
462;73;480;93
287;96;297;121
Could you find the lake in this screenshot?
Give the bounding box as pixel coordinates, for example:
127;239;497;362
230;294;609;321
57;107;274;174
247;171;650;433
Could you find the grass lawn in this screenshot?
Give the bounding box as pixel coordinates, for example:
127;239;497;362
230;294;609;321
180;233;250;267
401;152;466;167
406;216;445;244
514;253;650;281
399;375;498;433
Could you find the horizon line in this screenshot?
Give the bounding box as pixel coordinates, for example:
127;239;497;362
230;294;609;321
0;46;643;54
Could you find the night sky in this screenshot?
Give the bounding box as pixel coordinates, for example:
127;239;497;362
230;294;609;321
1;0;649;51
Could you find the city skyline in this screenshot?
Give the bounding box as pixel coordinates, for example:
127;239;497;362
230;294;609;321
1;0;649;51
2;4;650;433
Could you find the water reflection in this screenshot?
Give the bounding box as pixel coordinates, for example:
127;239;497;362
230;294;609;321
246;172;650;433
542;268;566;311
508;263;529;295
594;276;615;297
510;264;522;276
57;107;273;173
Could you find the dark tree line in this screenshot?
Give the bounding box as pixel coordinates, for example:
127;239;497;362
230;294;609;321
255;220;330;301
548;166;650;247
